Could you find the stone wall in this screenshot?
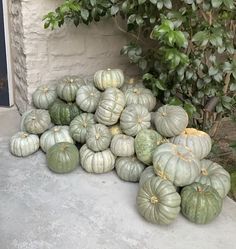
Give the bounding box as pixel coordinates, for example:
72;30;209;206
9;0;136;113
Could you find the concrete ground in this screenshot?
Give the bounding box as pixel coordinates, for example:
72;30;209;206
0;107;236;249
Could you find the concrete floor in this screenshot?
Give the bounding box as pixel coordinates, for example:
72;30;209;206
0;107;236;249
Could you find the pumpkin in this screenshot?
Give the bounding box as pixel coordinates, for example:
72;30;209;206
57;76;85;102
181;182;223;224
80;144;115;173
139;166;156;187
110;134;135;157
46;142;79;173
40;126;74;153
95;88;126;125
94;68;124;90
125;87;156;111
109;124;122;137
136;177;181;225
135;129;163;165
21;109;51;134
170;128;212;159
115;156;145;182
120;104;151;136
195;159;231;198
69;113;96;143
32;84;57;109
76;85;101;113
154;105;188;137
49;99;81;125
153;143;200;187
10;132;39;157
121;78;144;93
86;124;112;152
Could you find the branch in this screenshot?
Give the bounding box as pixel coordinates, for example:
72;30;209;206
204;97;220;112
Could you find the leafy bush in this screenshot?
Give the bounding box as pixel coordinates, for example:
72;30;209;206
44;0;236;133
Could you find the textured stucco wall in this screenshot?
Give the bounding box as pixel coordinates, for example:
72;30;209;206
9;0;136;113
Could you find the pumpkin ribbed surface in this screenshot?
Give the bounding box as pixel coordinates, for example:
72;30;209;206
139;166;156;187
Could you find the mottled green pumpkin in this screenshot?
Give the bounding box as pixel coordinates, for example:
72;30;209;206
49;99;81;125
181;183;223;224
46;142;79;173
137;177;181;225
153;143;201;187
195;159;231;198
115;156;145;182
135;129;163;165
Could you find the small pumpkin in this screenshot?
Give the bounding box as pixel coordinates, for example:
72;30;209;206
80;144;115;173
195;159;231;198
69;113;96;143
94;68;124;90
46;142;79;173
153;143;201;187
57;76;85;102
10;132;39;157
154;105;188;137
95;88;126;125
125;87;156;111
109;124;123;137
121;78;144;93
21;109;51;134
136;177;181;225
120;104;151;136
139;166;156;187
181;182;223;224
49;99;81;125
40;126;74;153
86;124;112;152
115;156;145;182
110;134;135;157
32;84;57;109
76;85;101;113
135;129;163;165
170;128;212;159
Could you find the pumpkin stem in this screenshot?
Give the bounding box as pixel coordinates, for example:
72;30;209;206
133;88;140;95
70;79;74;83
95;133;100;140
43;87;49;92
201;169;208;176
128;78;134;84
161;112;167;117
150;196;159;204
21;133;29;138
157;170;168;180
197;186;203;192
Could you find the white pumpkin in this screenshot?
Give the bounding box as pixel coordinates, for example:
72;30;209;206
40;126;74;152
10;132;39;157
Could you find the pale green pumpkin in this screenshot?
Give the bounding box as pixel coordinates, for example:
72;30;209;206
115;156;145;182
153;143;201;187
137;177;181;225
195;159;231;198
181;182;223;224
10;132;39;157
135;129;163;165
139;166;156;187
46;142;79;174
120;78;144;93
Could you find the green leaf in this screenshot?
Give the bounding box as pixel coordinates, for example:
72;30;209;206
223;0;235;9
155;79;167;90
138;0;146;4
184;102;197;117
90;0;96;7
81;9;89;21
128;14;136;24
230;83;236;91
230;142;236;148
110;6;119;15
211;0;223;8
208;67;218;76
168;97;183;106
138;59;148;70
143;73;153;81
136;15;144;25
150;0;157;4
192;31;209;46
164;0;172;9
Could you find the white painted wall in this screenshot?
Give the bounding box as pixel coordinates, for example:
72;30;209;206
9;0;136;113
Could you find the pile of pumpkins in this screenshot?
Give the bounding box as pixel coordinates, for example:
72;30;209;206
9;68;231;225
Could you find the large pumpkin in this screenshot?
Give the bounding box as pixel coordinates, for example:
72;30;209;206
115;156;145;182
10;132;39;157
94;68;124;90
136;177;181;225
154;105;188;137
80;145;115;173
139;166;156;187
110;134;134;157
76;85;101;113
181;182;223;224
95;88;126;125
46;142;79;173
21;109;51;134
195;159;231;198
69;113;96;143
86;124;112;152
49;99;81;125
40;126;74;153
153;143;201;186
32;84;57;110
125;87;156;111
120;104;151;136
135;129;163;165
170;128;212;159
57;76;85;102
